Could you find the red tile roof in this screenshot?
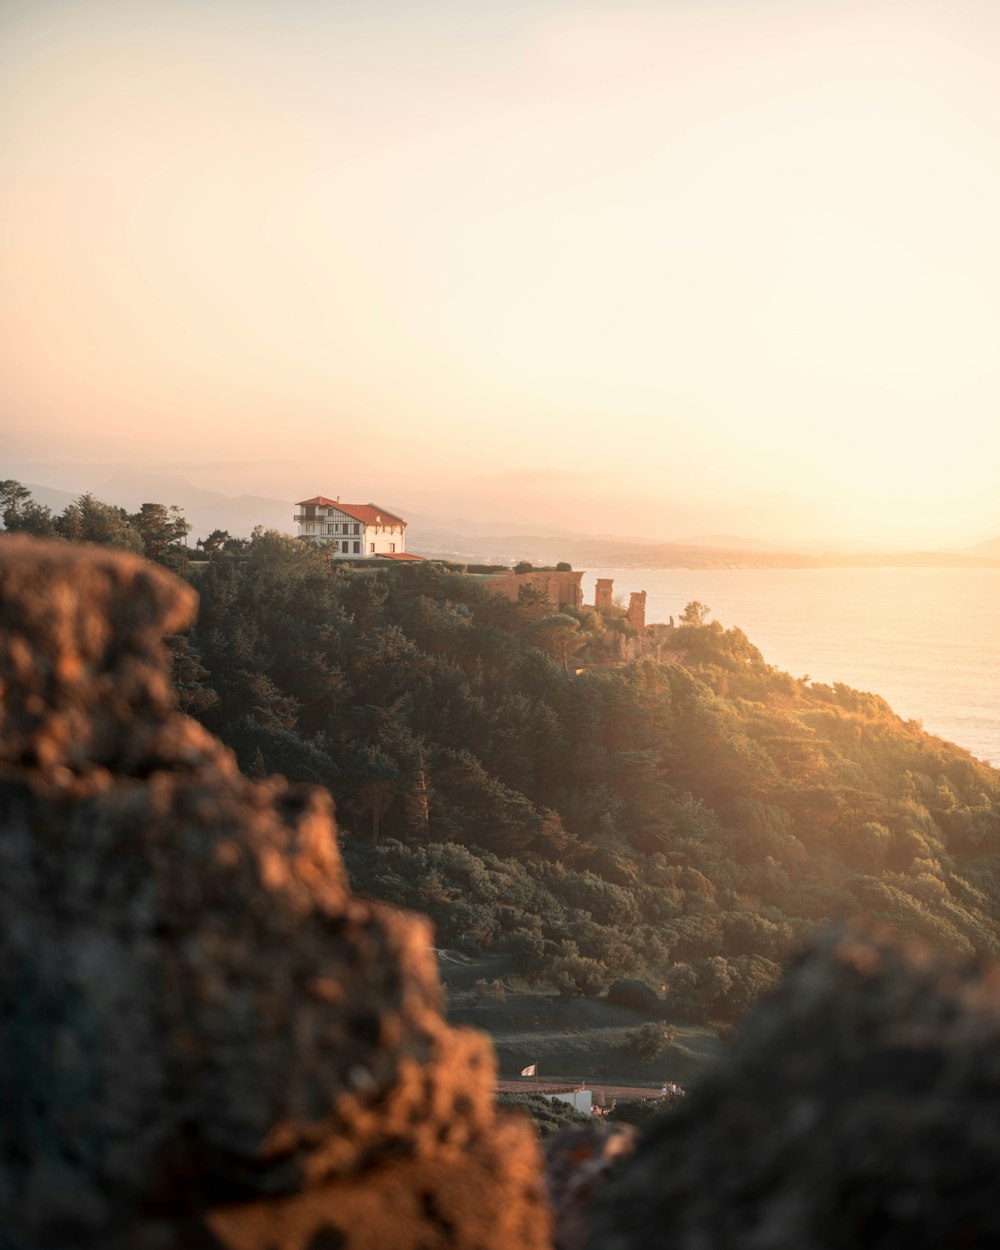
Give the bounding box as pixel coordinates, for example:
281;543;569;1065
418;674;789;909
375;552;424;561
296;499;406;527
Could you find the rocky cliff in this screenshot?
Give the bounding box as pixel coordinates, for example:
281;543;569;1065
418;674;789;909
0;537;551;1249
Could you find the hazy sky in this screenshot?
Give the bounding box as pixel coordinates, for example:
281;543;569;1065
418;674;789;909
3;0;1000;546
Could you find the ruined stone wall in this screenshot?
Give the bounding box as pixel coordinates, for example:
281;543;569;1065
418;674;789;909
594;578;614;611
484;569;583;610
626;591;646;632
0;537;551;1250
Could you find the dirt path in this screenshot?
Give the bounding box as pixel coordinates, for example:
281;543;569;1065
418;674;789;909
496;1079;666;1102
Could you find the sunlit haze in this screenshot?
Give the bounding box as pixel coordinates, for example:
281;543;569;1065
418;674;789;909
3;0;1000;547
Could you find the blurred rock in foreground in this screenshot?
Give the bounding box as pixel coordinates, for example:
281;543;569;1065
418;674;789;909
0;537;551;1250
590;920;1000;1250
544;1123;636;1250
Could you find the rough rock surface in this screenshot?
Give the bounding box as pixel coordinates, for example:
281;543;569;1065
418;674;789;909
0;537;551;1249
544;1123;636;1250
590;920;1000;1250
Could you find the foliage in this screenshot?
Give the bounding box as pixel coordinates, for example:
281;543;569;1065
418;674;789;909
0;481;188;565
173;538;1000;1023
607;979;661;1014
8;502;1000;1026
607;1100;669;1127
495;1093;590;1139
625;1021;677;1058
553;955;608;999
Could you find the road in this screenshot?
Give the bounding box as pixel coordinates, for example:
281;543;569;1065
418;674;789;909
496;1078;667;1103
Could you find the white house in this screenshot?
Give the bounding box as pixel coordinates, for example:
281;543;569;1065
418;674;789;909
294;496;412;559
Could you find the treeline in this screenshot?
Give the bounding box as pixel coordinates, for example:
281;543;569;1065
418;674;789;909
0;479;198;569
0;479;242;569
4;488;1000;1022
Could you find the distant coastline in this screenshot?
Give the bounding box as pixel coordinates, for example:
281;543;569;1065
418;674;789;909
412;535;1000;571
580;565;1000;768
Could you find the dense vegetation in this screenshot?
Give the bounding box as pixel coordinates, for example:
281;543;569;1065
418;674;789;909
495;1094;590;1139
179;532;1000;1021
5;483;1000;1023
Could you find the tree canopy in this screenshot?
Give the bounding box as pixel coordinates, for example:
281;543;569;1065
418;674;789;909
169;532;1000;1021
6;497;999;1023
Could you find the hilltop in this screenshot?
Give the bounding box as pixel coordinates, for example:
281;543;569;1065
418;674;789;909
6;475;999;568
161;532;1000;1039
2;502;997;1037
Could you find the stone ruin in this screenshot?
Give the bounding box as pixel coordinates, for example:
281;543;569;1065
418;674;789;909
625;592;645;633
590;920;1000;1250
593;579;614;613
0;537;551;1250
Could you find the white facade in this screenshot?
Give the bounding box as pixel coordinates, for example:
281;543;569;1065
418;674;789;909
295;498;407;558
549;1089;593;1114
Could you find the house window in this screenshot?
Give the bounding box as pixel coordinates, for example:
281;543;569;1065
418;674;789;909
341;541;349;554
389;543;396;553
353;541;360;553
353;523;360;535
369;542;375;553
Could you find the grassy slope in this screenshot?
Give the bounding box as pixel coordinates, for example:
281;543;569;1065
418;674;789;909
440;951;723;1087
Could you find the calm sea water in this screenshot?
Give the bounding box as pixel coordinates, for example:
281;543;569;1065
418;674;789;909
581;568;1000;768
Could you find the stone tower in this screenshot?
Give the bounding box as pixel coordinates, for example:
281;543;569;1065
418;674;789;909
627;590;646;632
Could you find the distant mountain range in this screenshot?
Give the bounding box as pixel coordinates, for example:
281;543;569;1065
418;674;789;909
961;536;1000;561
13;476;1000;570
408;528;1000;570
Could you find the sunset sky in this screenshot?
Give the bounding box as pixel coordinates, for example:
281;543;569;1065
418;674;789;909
3;0;1000;547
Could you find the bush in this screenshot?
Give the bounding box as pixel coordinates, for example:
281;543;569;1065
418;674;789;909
626;1021;677;1058
608;1100;668;1127
553;955;607;998
496;1093;590;1139
607;978;660;1013
473;977;507;1002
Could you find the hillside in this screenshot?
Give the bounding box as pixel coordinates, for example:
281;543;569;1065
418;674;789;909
168;532;1000;1028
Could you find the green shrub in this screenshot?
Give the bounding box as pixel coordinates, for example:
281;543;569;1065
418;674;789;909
626;1021;677;1058
473;977;507;1002
608;1100;668;1127
496;1093;589;1139
553;955;608;998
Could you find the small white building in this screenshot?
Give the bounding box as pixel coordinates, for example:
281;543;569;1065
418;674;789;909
549;1088;593;1114
294;496;411;559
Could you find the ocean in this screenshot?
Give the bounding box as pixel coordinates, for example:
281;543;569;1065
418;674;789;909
580;567;1000;768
